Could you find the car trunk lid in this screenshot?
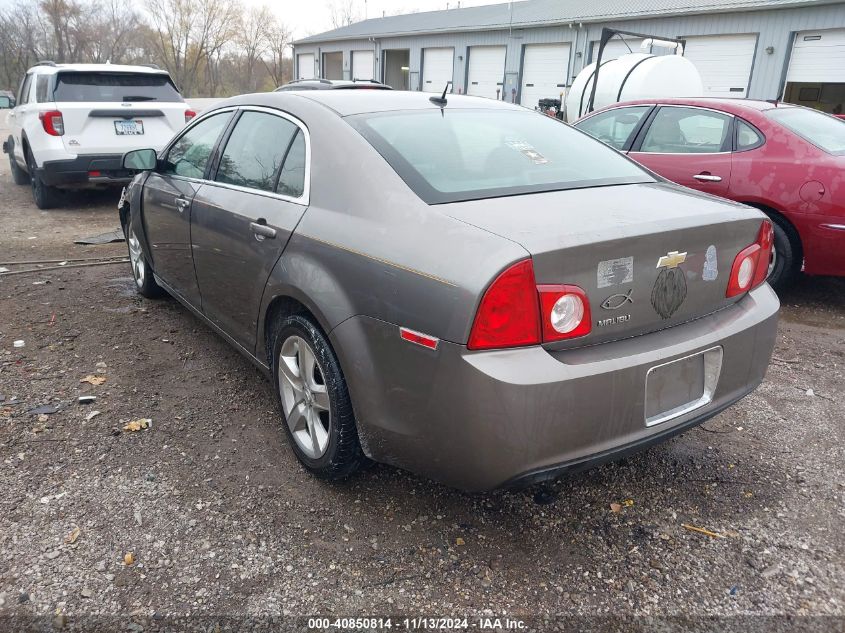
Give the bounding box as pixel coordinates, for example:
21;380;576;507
442;182;768;349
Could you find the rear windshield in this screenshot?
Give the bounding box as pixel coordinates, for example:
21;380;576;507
766;107;845;155
348;109;653;204
53;72;182;103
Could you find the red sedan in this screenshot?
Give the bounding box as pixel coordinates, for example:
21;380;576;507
574;98;845;288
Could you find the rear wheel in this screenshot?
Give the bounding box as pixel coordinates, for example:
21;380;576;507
26;151;61;209
8;148;29;185
766;216;801;291
271;314;365;480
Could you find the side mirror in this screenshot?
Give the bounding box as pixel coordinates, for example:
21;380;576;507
122;148;157;171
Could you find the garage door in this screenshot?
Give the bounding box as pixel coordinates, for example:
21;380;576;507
520;43;570;107
591;38;644;61
787;29;845;83
297;53;315;80
467;46;506;99
422;48;454;93
683;34;757;97
352;50;374;80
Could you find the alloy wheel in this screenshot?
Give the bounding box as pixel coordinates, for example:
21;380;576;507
127;228;145;288
278;335;332;459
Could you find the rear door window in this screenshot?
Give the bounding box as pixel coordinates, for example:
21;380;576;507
215;111;299;192
163;112;231;179
736;120;763;150
276;131;306;198
35;75;51;103
575;106;651;150
640;107;732;153
17;74;32;105
53;72;182;102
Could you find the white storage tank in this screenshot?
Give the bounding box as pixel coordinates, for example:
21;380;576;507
565;53;703;122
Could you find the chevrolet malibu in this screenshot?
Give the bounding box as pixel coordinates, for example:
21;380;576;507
118;91;779;491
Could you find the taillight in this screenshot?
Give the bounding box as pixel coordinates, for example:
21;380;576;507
184;109;196;123
467;259;591;351
467;260;540;350
726;220;773;297
39;110;64;136
537;285;592;342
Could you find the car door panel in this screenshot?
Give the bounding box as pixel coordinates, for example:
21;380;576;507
140;110;234;308
628;106;733;197
189;108;310;352
191;186;306;350
142;174;202;305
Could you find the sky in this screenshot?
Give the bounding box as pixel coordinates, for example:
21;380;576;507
263;0;508;39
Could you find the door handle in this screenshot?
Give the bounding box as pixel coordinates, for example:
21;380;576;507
693;173;722;182
175;197;190;213
250;221;276;240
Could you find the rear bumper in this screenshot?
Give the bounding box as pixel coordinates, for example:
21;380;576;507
330;284;780;491
38;154;132;187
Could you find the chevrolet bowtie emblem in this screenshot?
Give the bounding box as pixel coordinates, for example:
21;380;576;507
656;251;687;269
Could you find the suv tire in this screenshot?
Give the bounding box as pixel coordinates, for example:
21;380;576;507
26;150;61;209
8;145;29;185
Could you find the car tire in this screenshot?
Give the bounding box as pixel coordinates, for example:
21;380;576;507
26;151;61;209
766;216;800;291
271;314;366;480
8;148;29;185
124;218;165;298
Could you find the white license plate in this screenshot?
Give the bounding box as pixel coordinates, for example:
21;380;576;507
114;120;144;135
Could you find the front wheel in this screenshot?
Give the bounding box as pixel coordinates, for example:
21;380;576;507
125;221;164;298
271;314;365;480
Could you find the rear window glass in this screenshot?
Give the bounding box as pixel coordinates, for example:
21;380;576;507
53;72;182;103
348;109;652;204
767;107;845;155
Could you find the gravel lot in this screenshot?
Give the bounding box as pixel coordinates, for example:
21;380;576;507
0;117;843;631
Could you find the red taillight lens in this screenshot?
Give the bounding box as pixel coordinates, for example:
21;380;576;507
537;285;592;342
467;259;541;350
467;259;592;350
185;109;196;123
726;220;773;297
39;110;64;136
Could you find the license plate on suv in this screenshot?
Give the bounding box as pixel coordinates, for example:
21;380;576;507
114;120;144;135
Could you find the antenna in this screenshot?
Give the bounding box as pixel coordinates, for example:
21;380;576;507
429;81;452;106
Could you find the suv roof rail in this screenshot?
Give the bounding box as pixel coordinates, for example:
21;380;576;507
138;63;160;70
351;78;382;84
34;60;57;67
287;78;333;85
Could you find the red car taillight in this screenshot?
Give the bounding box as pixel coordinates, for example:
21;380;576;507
39;110;64;136
467;259;591;350
726;220;774;297
185;109;196;123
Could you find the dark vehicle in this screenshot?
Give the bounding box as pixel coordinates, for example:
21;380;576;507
275;78;391;91
117;91;778;491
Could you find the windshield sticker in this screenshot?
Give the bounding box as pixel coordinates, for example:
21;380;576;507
702;245;718;281
597;257;634;289
506;140;549;164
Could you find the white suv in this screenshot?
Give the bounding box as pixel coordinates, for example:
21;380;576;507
3;62;195;209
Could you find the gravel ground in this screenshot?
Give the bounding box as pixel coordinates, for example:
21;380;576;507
0;119;843;632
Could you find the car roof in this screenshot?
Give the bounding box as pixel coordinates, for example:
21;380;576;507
27;62;170;76
277;79;391;91
213;90;526;117
590;97;798;116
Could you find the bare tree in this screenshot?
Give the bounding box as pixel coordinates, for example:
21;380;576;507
262;17;292;89
235;5;273;93
327;0;360;29
86;0;143;63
